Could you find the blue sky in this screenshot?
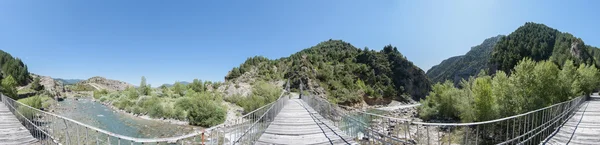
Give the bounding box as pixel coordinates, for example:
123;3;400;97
1;0;599;86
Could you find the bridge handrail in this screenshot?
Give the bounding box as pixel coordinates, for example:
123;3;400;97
1;94;219;143
356;95;585;126
0;80;291;144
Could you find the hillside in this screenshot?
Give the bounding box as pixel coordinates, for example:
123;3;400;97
225;40;431;104
0;50;30;85
490;22;600;73
427;35;503;84
75;76;134;91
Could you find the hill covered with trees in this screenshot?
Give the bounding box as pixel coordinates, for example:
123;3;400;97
0;50;30;85
426;35;503;84
490;22;600;73
225;40;431;104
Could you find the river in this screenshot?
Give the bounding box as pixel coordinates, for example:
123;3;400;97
53;98;199;139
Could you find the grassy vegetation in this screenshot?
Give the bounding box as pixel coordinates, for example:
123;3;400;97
18;95;53;109
17;88;35;95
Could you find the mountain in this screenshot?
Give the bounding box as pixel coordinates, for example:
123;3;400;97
225;40;431;104
490;22;600;73
160;81;190;87
426;35;503;84
54;78;84;85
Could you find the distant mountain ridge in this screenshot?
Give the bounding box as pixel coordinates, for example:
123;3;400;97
426;35;503;84
54;78;84;85
161;81;190;87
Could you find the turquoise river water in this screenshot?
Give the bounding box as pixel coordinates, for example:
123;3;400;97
53;98;198;138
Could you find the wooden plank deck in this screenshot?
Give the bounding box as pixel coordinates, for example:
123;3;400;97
0;101;38;145
544;94;600;145
257;98;356;145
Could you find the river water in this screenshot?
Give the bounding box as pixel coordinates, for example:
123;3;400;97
53;98;199;138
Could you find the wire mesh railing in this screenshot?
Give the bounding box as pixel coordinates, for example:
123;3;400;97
1;82;587;145
0;84;289;145
300;90;588;145
227;91;288;144
351;95;587;145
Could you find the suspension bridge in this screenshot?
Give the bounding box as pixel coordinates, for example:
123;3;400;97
1;86;599;144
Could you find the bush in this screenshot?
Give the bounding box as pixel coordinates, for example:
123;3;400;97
93;89;109;99
187;98;226;127
147;103;165;118
18;96;42;109
223;81;282;113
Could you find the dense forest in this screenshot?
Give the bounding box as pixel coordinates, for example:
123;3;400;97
427;35;503;84
0;50;30;85
225;40;431;104
490;22;600;73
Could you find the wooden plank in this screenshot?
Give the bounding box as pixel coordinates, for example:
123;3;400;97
0;102;38;145
545;95;600;145
257;99;356;144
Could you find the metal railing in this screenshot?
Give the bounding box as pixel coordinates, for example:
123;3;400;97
352;95;587;145
227;91;288;144
0;85;290;145
300;90;588;145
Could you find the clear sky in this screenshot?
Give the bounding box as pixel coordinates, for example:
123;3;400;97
1;0;599;86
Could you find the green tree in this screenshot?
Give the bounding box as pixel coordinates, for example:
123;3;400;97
172;82;185;96
472;75;497;121
509;58;536;112
2;75;18;99
188;79;205;93
531;60;560;106
575;64;600;95
558;60;577;101
31;77;43;91
493;71;517;117
139;76;151;96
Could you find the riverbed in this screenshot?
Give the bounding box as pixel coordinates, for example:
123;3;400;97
53;98;199;138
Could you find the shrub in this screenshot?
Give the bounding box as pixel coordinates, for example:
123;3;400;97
147;103;165;118
93;89;109;99
187;98;226;127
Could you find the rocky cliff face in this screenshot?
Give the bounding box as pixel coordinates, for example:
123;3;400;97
77;76;134;91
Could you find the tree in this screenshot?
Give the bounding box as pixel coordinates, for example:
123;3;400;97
188;79;205;93
2;75;18;99
493;71;517;117
472;75;497;121
575;64;600;95
509;58;536;112
172;82;185;96
531;60;560;106
558;60;577;101
31;77;43;91
139;76;151;96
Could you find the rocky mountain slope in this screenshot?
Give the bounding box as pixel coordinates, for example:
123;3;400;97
426;35;503;84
